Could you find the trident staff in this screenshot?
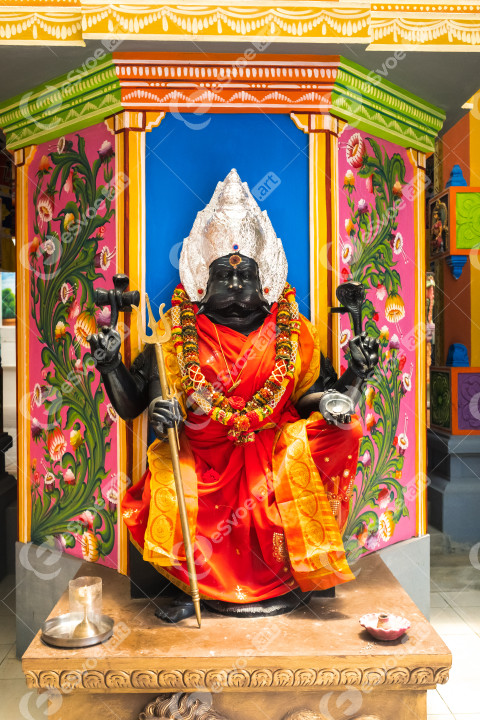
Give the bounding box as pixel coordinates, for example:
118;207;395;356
136;295;202;628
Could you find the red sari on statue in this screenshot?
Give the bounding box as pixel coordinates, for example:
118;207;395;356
122;303;363;603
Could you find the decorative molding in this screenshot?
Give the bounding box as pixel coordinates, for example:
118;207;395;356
0;53;122;149
113;53;338;114
331;58;445;153
24;665;450;692
139;693;228;720
0;3;479;49
0;54;444;152
137;695;385;720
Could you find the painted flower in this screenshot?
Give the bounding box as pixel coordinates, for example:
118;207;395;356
389;334;400;350
379;325;389;343
342;244;353;264
54;534;67;552
106;487;118;513
393;436;398;447
57;137;66;153
357;198;368;214
345;218;355;235
346;132;365;168
398;433;409;456
343;170;355;187
365;386;376;408
366;174;374;194
74;358;83;374
37;193;54;224
70;428;84;450
48;428;67;462
364;532;380;551
63;212;75;230
373;312;379;321
63;169;74;194
339;327;351;348
30;235;41;254
31;383;45;407
63;468;76;485
376;284;386;302
44;471;55;493
79;510;95;529
379;510;395;541
94;246;116;271
81;531;100;562
341;267;350;281
392;180;403;197
39;155;51;172
393;232;404;255
67;300;81;323
401;372;412;394
360;449;371;468
377;487;391;509
395;471;402;480
355;523;369;547
74;311;97;348
366;413;377;432
32;471;41;489
96;306;111;328
105;404;117;427
41;238;56;256
98;140;114;162
31;417;43;439
54;321;67;341
398;354;407;371
60;282;74;304
96;225;106;239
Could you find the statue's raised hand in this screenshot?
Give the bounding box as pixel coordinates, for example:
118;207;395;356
149;397;183;439
348;332;379;379
87;328;122;372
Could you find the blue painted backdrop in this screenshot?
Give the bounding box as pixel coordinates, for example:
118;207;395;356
145;113;310;317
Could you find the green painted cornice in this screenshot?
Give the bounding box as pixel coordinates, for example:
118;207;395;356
332;58;445;153
0;54;121;150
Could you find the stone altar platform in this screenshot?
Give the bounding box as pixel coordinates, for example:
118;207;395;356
22;553;451;720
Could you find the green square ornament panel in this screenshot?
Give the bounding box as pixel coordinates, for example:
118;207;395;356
455;191;480;250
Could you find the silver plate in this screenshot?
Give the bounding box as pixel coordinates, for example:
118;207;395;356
41;613;114;649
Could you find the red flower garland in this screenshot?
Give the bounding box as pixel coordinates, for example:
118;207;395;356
171;283;299;444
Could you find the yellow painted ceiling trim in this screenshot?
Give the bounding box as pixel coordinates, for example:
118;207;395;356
0;2;480;48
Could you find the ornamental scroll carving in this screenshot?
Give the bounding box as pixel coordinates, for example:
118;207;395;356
137;697;384;720
23;665;450;692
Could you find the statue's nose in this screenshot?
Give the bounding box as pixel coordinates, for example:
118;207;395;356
229;272;243;291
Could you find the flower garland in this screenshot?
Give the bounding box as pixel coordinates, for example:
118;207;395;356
171;283;300;444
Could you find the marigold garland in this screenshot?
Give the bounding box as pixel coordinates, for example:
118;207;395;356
171;283;299;444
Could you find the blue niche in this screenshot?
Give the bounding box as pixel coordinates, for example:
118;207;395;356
145;113;310;317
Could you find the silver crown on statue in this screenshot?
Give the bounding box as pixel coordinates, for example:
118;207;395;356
179;169;288;303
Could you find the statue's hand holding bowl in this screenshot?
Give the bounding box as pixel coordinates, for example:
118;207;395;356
319;390;355;426
149;397;183;440
348;332;379;379
87;328;122;372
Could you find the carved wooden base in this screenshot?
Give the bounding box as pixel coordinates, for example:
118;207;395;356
23;554;450;720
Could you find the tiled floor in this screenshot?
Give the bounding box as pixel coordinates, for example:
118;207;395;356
0;536;480;718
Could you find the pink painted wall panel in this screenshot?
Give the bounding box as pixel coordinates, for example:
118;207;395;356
337;128;417;562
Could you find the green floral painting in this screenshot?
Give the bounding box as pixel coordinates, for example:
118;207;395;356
28;126;119;566
338;130;416;561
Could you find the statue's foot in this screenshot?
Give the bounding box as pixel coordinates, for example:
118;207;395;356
203;589;312;618
154;596;195;623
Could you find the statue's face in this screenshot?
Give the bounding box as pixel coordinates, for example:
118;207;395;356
198;254;271;334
